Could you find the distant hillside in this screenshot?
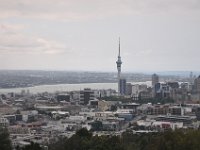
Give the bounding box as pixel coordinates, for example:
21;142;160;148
0;70;188;88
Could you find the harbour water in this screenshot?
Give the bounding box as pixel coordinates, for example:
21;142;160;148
0;81;151;94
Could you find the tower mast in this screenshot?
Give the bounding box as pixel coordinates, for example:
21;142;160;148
116;37;122;95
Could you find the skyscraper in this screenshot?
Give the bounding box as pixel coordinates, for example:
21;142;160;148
116;38;122;95
189;72;194;84
152;74;159;88
152;74;159;97
80;88;95;105
194;76;200;93
119;78;126;95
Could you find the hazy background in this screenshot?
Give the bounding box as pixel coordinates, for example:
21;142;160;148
0;0;200;72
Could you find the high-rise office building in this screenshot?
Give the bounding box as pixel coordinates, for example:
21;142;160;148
154;83;170;99
119;78;126;95
189;72;194;84
152;74;159;87
80;88;94;105
194;76;200;93
125;83;132;96
152;74;159;97
116;38;122;96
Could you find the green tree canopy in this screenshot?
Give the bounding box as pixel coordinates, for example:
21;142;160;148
0;127;12;150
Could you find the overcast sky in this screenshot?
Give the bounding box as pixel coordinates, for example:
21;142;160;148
0;0;200;72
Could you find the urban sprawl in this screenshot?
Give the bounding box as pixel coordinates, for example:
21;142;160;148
1;41;200;149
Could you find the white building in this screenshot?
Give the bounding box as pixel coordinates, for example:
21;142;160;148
0;117;9;127
132;84;148;100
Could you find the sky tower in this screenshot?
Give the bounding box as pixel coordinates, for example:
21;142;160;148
116;38;122;95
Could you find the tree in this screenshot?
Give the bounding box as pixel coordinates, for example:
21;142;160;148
76;128;92;139
21;142;42;150
90;121;103;131
49;129;200;150
0;127;12;150
110;105;117;111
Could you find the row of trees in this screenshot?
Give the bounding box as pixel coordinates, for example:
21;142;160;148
101;96;174;105
49;129;200;150
0;127;42;150
48;128;200;150
137;97;175;105
0;127;12;150
2;127;200;150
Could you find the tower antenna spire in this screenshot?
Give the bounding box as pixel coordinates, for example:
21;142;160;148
119;37;120;56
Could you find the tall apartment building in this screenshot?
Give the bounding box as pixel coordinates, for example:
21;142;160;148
80;88;95;105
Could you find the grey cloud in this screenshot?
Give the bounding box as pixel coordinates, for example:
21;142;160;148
0;23;67;55
0;0;199;21
0;1;199;71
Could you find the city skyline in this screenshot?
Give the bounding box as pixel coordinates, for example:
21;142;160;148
0;0;200;72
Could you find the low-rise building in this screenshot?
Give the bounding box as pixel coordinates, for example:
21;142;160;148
8;125;30;134
148;105;169;115
169;106;183;116
0;117;9;127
